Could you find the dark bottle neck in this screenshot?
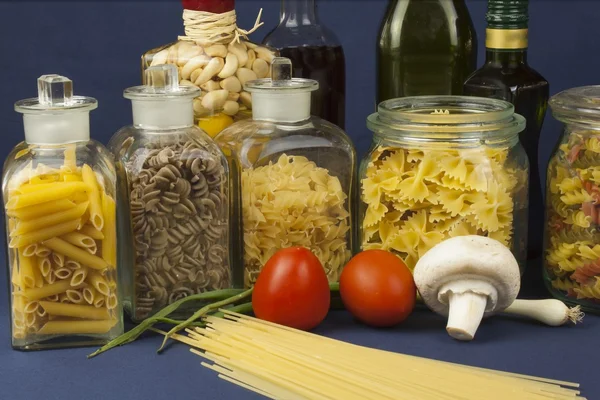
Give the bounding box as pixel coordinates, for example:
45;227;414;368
280;0;318;26
485;48;528;66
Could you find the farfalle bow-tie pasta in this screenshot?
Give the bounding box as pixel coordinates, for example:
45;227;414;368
361;146;524;271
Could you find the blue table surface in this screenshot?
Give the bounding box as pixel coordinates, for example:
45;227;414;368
0;303;598;400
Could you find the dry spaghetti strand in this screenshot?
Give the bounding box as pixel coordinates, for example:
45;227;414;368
161;311;585;400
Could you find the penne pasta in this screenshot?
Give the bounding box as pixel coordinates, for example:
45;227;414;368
22;280;76;301
18;251;37;289
65;259;82;270
39;301;110;320
101;192;117;267
9;218;81;249
11;202;88;237
34;245;51;258
17;182;62;194
66;289;84;304
44;294;59;302
31;258;44;288
24;301;39;314
61;231;96;249
54;267;73;280
58;293;69;303
52;252;65;267
106;294;118;310
44;272;56;284
93;297;105;309
38;257;52;277
36;307;47;318
37;319;117;335
60;172;82;182
43;237;108;270
11;259;22;288
87;270;110;296
70;267;88;286
81;165;104;231
6;198;76;220
83;286;97;305
6;182;89;210
22;244;37;257
78;224;104;240
24;312;37;327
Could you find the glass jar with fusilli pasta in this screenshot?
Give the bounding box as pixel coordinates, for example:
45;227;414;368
4;74;123;349
216;57;356;288
109;65;234;322
360;96;529;274
544;86;600;312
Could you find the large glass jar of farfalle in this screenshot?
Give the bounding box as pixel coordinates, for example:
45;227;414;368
544;86;600;312
142;0;277;138
216;57;356;288
360;96;529;274
3;75;123;349
109;65;234;322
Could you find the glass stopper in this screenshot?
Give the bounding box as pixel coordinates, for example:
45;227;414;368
271;57;293;85
37;74;73;106
144;64;180;92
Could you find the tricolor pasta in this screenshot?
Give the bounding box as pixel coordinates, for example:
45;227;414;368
545;132;600;304
360;146;526;272
6;145;120;344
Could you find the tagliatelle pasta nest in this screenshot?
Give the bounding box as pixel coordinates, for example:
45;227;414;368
361;147;523;272
242;154;351;287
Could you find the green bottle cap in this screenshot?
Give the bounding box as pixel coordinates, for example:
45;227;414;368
486;0;529;29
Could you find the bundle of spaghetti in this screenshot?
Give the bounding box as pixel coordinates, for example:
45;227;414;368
167;311;585;400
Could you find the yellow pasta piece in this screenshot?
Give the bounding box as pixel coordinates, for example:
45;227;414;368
81;164;104;231
63;145;77;171
6;182;89;210
39;301;110;320
18;251;37;289
21;280;75;301
101;192;116;267
71;267;89;286
37;319;117;335
9;219;81;249
61;231;96;249
87;270;110;296
11;201;88;236
60;172;83;182
43;237;108;270
78;224;104;240
6;198;76;220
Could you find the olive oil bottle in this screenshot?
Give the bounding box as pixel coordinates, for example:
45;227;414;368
464;0;549;262
377;0;477;102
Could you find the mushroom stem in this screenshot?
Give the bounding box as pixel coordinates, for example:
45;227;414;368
446;291;488;341
502;299;584;326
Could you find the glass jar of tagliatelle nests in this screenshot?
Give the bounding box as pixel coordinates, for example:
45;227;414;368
544;86;600;313
4;75;123;349
109;65;234;322
216;57;356;288
142;0;277;138
360;96;529;274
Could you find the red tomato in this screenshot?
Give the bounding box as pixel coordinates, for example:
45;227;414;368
252;247;330;331
340;250;416;327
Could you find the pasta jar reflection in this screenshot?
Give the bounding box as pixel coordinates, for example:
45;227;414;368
544;86;600;313
360;96;528;273
216;57;356;288
109;65;234;322
3;74;123;350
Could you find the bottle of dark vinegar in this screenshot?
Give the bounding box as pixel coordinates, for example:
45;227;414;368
377;0;478;102
464;0;549;263
263;0;345;128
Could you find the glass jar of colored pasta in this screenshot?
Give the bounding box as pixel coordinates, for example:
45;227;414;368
360;96;528;274
3;74;123;350
109;64;233;322
216;57;356;288
141;0;278;138
544;86;600;312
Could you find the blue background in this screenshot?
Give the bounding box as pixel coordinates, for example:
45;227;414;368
1;1;599;399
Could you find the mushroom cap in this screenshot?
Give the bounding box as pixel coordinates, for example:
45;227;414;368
413;235;520;317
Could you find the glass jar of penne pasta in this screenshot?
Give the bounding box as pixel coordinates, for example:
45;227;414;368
360;96;529;274
216;57;356;288
141;0;277;138
109;64;233;322
4;74;123;349
544;86;600;312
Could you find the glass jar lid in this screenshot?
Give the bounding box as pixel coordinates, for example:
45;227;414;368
245;57;319;94
549;86;600;124
125;64;200;100
15;74;97;114
367;96;526;139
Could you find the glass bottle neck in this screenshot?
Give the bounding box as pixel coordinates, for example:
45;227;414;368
485;48;528;66
280;0;318;27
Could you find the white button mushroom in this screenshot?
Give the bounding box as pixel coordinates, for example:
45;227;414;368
413;235;520;341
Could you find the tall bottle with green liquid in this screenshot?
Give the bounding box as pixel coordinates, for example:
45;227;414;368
464;0;549;263
377;0;478;102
